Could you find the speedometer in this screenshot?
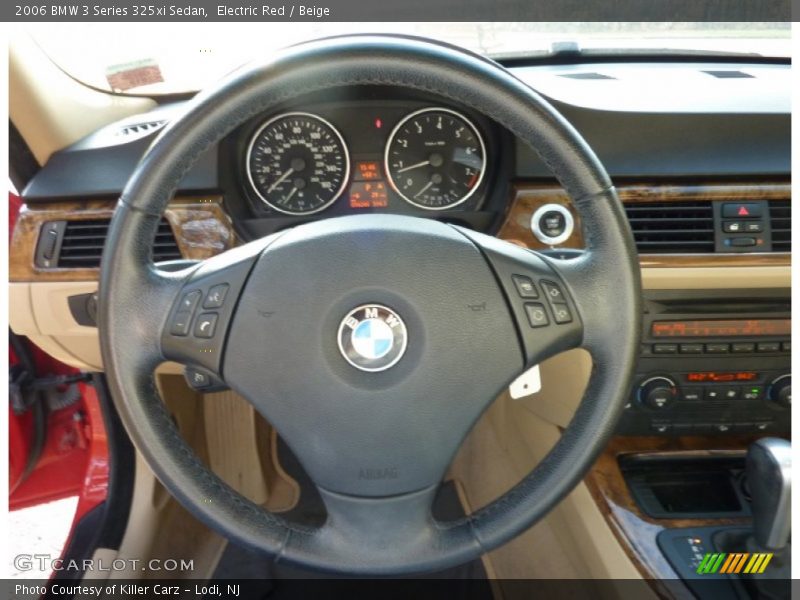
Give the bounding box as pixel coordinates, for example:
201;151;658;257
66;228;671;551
384;107;486;210
246;112;350;215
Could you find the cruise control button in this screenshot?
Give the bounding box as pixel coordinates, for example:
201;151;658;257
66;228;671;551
524;303;549;328
170;311;193;336
540;281;566;304
551;304;572;324
511;275;538;298
179;290;202;313
194;313;218;338
203;284;229;309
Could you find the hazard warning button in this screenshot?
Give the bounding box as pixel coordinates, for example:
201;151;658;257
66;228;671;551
722;202;763;219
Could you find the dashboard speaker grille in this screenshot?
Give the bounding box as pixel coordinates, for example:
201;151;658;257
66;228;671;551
57;218;181;268
769;199;790;252
623;201;715;254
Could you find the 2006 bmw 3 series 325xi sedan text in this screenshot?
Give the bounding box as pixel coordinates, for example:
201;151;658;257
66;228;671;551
6;15;792;600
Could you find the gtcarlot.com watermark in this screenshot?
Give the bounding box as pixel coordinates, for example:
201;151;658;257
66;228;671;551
14;554;194;573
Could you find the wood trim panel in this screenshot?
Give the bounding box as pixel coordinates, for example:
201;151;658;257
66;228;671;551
583;435;760;584
500;181;791;268
9;197;237;282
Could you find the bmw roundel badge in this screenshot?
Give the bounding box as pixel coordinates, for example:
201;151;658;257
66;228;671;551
337;304;408;372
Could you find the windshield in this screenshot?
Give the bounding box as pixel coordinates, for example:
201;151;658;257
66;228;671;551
27;22;790;95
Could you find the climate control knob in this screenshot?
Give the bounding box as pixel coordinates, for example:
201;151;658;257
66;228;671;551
637;376;678;410
767;375;791;408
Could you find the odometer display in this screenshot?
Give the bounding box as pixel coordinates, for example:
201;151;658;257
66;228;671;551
246;112;349;215
384;107;486;210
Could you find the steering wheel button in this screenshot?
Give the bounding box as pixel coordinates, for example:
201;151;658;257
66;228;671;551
512;275;538;298
540;281;566;304
524;303;549;328
179;290;202;313
203;284;229;309
170;311;193;336
552;304;572;324
194;313;218;338
185;368;211;389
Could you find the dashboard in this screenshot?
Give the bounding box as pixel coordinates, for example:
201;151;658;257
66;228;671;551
10;60;792;402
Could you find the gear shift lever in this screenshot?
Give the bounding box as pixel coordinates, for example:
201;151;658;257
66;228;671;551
746;437;791;550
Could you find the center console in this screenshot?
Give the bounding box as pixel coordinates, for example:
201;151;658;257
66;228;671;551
617;289;791;436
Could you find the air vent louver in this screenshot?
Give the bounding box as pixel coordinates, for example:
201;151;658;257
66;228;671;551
116;120;167;138
769;200;790;252
57;218;181;268
623;201;715;254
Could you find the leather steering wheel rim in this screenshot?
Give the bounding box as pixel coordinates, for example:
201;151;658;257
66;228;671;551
99;35;641;574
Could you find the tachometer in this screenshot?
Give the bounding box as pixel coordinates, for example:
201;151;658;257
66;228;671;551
246;112;350;215
384;107;486;210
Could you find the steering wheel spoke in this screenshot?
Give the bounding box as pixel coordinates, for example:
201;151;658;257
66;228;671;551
160;238;276;376
456;228;584;367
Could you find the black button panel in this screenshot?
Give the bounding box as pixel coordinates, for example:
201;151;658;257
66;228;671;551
184;366;228;392
203;284;229;309
649;341;789;356
524;303;549;327
162;242;263;376
194;313;218;338
540;281;566;304
474;241;582;366
512;275;538;298
716;200;770;253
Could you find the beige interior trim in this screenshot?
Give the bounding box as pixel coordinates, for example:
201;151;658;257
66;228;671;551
642;266;790;289
9;31;155;165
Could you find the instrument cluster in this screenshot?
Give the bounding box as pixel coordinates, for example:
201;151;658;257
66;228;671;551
236;99;500;222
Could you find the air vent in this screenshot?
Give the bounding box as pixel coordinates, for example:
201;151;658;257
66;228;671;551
623;201;715;254
116;120;167;138
559;72;615;80
52;218;181;268
769;200;790;252
701;70;754;79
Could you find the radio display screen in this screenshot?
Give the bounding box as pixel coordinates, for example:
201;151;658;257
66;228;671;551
686;371;759;383
651;319;791;338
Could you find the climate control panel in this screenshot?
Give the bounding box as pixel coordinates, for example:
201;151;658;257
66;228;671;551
621;368;790;436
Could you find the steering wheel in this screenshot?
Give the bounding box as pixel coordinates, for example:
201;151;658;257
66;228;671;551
99;35;641;574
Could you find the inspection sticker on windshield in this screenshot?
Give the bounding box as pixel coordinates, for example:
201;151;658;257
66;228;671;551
105;59;163;92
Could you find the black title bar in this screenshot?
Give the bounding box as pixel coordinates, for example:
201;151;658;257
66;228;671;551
4;0;794;22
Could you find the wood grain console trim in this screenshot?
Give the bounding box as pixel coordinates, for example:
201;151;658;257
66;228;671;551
583;435;758;584
9;197;237;282
500;181;791;268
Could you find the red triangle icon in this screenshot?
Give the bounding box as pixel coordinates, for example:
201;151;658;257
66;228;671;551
738;206;750;216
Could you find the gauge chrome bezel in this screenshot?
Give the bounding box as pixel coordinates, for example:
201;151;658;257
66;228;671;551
384;106;488;211
245;111;351;216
